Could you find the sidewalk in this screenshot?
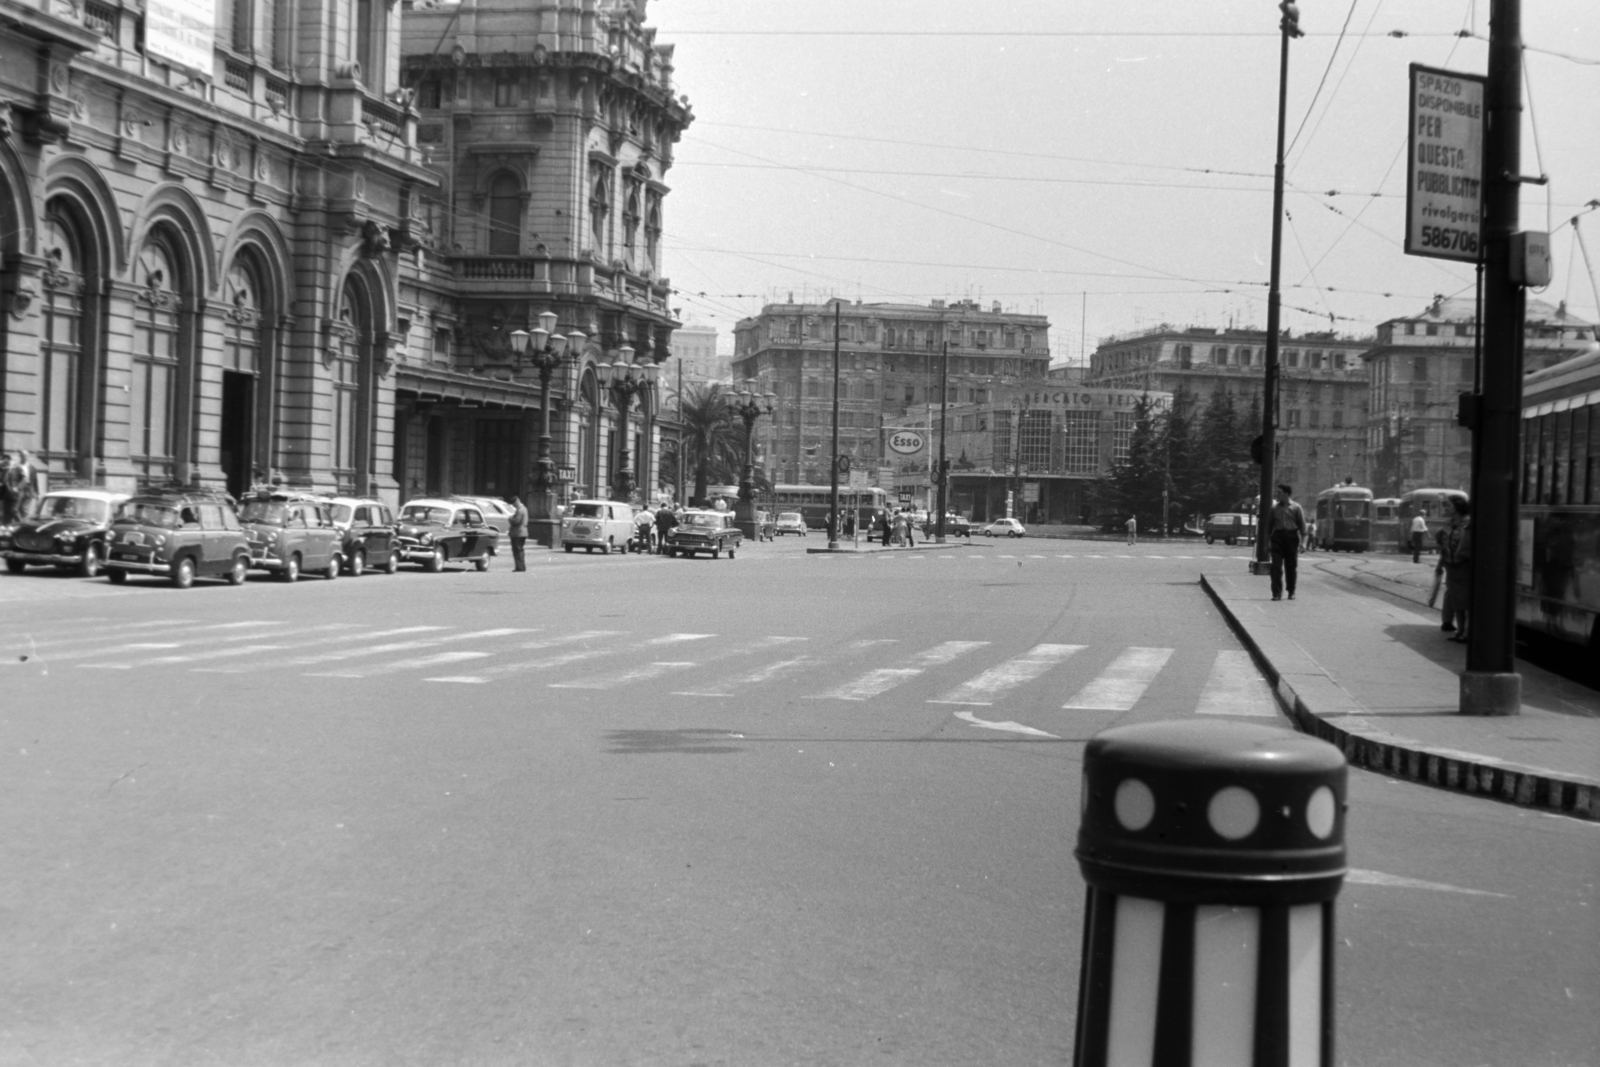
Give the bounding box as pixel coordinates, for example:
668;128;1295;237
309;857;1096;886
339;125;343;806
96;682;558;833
806;537;975;554
1201;561;1600;820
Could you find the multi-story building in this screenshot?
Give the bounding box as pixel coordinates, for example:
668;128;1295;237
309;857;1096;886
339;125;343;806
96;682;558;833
1083;325;1375;495
730;297;1051;487
883;385;1172;524
0;0;436;501
665;320;725;388
1363;297;1595;495
0;0;688;510
398;0;691;506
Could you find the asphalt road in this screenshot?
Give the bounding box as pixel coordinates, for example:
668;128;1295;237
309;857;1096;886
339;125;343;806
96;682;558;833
2;538;1596;1066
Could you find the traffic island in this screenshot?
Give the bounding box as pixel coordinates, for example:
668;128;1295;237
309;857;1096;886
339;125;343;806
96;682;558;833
1200;569;1599;821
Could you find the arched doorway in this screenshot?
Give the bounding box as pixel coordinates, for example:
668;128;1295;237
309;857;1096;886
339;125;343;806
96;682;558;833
38;203;102;479
128;235;188;486
219;253;272;498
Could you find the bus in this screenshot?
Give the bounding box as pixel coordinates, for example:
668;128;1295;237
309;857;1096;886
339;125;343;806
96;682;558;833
1314;483;1373;552
1396;488;1469;556
1518;347;1600;651
769;484;890;531
1372;497;1401;552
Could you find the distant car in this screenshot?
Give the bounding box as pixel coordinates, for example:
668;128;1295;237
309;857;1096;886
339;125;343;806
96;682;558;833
2;488;129;577
324;495;400;575
238;492;344;582
561;499;635;554
981;518;1026;538
774;512;808;537
921;513;972;538
753;509;777;541
396;498;499;571
104;488;252;588
666;510;743;559
1204;512;1257;546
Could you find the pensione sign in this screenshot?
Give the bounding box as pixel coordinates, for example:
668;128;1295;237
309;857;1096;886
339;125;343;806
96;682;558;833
1406;64;1486;263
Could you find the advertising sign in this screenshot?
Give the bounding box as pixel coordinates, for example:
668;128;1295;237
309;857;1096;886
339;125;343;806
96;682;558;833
1406;64;1486;262
145;0;215;76
887;430;925;455
1022;482;1041;504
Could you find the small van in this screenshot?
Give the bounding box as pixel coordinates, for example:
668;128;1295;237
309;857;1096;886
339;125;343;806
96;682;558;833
561;500;635;554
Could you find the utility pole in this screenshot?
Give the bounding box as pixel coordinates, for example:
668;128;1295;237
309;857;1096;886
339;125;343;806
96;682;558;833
1253;2;1300;575
1462;0;1525;715
828;302;842;550
936;328;951;543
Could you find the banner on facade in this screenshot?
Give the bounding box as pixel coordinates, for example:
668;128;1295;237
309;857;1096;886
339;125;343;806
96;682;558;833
145;0;215;76
1405;64;1485;263
1012;388;1171;413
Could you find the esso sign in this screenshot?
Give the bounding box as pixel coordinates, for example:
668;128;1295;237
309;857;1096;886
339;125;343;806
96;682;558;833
888;430;925;455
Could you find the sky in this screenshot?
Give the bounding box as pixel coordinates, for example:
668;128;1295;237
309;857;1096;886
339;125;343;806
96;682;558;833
644;0;1600;363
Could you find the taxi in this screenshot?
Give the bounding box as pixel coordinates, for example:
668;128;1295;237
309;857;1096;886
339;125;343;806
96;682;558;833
104;487;252;588
238;491;343;581
561;499;635;554
2;487;129;577
665;509;742;559
396;498;499;571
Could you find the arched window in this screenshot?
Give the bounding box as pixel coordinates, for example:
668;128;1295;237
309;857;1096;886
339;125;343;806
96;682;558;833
40;210;86;460
578;371;598;494
223;257;262;374
130;239;182;483
589;172;610;251
623;187;640;256
645;200;661;268
487;173;521;255
332;282;364;480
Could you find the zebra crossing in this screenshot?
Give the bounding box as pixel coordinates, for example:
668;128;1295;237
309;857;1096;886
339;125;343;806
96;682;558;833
3;614;1284;722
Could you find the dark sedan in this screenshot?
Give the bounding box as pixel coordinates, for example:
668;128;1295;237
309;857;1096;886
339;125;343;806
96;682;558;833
2;489;130;577
665;510;742;559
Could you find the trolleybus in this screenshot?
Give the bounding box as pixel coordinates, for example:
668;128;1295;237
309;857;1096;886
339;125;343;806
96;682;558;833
1372;497;1401;552
1314;483;1373;552
1395;488;1469;556
768;484;890;531
1518;347;1600;651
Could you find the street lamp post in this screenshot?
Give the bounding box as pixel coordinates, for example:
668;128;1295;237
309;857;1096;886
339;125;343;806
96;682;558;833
509;312;586;549
596;346;657;503
936;321;959;543
727;377;777;541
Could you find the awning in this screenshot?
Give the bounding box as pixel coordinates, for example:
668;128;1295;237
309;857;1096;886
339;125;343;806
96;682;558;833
394;366;549;410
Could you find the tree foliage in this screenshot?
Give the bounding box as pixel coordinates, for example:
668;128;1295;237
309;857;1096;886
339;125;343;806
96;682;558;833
673;383;743;505
1098;387;1260;531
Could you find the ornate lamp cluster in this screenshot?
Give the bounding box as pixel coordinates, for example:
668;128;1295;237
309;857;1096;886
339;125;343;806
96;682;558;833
508;311;586;545
728;377;778;539
596;345;659;502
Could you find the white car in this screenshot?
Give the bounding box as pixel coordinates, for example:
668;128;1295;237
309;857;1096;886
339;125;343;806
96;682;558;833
561;500;635;554
774;512;808;536
981;518;1026;538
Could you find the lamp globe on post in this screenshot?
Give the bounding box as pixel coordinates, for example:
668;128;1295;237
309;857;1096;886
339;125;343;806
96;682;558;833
522;312;580;550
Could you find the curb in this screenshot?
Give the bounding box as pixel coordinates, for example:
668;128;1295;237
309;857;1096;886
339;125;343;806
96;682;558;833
806;541;975;555
1199;573;1598;821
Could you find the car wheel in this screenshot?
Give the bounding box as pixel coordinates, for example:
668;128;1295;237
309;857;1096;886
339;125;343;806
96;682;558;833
1226;537;1236;547
282;554;300;582
564;544;574;552
426;551;444;573
728;547;736;559
1205;536;1214;545
385;550;399;575
475;554;489;572
324;556;340;580
226;555;248;586
171;556;196;589
4;558;25;574
107;567;128;584
78;543;103;578
348;548;366;576
602;541;612;555
711;547;720;559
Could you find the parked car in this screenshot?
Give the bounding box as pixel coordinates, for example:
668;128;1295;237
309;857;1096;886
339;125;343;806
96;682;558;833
1204;512;1257;546
396;498;499;571
323;495;399;575
561;499;635;554
981;518;1027;538
2;488;129;577
920;513;972;538
239;492;343;581
774;512;808;537
666;510;743;558
104;488;252;588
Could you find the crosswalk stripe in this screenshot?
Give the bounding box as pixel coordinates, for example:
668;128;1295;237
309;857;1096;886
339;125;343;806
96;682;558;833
812;640;989;701
1062;647;1175;710
310;650;491;678
5;619;280;660
0;617;201;652
81;624;360;668
1194;650;1279;717
193;627;526;673
425;631;696;684
673;638;895;698
929;644;1085;706
550;635;801;691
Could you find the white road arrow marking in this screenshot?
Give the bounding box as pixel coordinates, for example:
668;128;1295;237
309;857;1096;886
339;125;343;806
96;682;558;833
954;711;1059;739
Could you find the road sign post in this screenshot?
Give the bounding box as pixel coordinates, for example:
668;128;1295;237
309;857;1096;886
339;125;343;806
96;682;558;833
1072;720;1347;1066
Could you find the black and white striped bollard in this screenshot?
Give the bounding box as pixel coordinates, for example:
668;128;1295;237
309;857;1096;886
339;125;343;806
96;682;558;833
1072;720;1347;1067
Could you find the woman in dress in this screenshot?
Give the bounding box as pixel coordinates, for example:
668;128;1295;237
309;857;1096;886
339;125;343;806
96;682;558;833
1435;496;1472;641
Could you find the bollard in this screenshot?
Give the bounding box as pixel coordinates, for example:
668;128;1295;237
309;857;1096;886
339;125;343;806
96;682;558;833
1072;720;1347;1067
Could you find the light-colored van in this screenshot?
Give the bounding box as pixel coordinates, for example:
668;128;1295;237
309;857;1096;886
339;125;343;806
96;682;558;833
561;500;635;554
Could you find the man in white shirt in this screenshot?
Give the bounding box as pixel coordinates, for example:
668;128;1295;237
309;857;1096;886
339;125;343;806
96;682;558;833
1409;512;1429;563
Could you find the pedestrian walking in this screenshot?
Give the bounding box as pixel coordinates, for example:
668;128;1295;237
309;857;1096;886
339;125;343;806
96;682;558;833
633;505;655;553
1267;483;1307;601
1436;496;1472;641
904;510;916;548
507;495;529;571
654;505;677;554
877;510;891;547
0;452;12;525
4;451;37;524
1125;514;1137;545
1409;512;1429;563
1302;518;1317;552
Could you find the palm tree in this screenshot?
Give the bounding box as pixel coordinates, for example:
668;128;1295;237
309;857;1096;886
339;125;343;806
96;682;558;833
675;382;741;505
